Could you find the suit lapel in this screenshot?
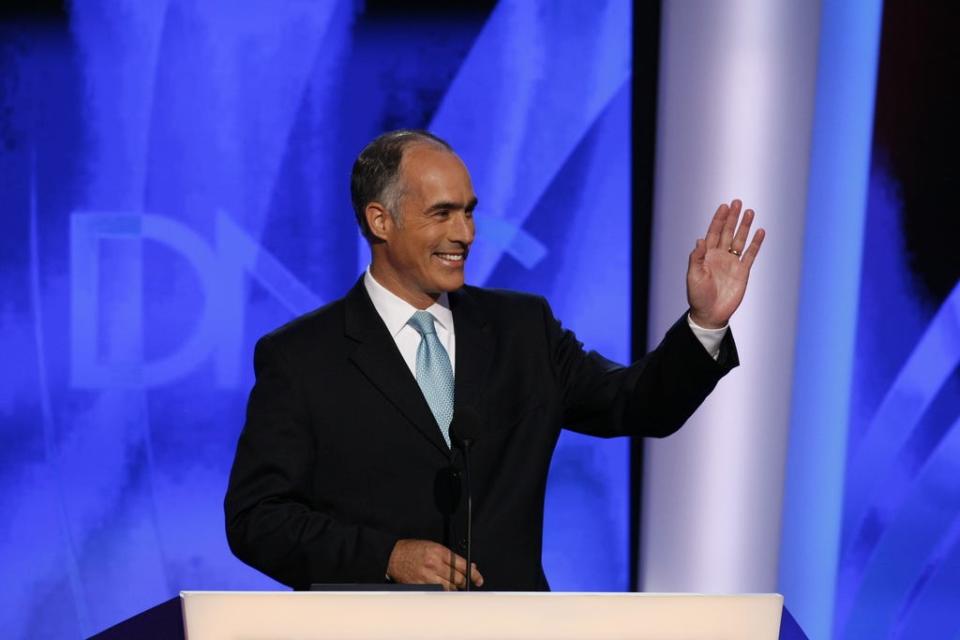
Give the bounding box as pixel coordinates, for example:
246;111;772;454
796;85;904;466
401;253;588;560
449;286;493;419
344;279;449;455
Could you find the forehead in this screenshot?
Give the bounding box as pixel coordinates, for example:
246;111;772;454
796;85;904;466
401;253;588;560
398;143;473;200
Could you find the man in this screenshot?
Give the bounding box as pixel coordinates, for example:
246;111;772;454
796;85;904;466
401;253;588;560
225;130;764;591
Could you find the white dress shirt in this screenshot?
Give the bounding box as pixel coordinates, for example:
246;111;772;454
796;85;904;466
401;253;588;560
363;267;456;375
363;266;726;367
686;315;727;361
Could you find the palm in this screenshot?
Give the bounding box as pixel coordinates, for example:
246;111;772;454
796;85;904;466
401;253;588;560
685;200;765;328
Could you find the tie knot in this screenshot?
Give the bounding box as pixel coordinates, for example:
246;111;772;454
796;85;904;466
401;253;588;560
408;310;437;336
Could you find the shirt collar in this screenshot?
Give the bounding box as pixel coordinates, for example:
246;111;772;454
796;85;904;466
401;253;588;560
363;266;452;338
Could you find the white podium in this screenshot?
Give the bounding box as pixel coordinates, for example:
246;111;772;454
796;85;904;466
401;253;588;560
180;591;783;639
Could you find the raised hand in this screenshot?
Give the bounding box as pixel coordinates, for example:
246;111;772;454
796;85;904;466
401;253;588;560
387;539;484;590
686;199;765;329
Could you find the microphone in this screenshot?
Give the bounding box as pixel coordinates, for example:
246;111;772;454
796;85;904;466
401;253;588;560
450;405;482;450
449;406;482;591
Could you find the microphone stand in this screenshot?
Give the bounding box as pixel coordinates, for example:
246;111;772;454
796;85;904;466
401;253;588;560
461;437;474;591
450;406;481;592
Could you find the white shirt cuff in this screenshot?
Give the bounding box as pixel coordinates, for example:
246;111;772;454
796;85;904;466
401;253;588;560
686;314;728;361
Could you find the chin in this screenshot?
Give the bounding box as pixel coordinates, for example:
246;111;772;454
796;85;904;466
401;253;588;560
440;278;465;292
430;274;465;293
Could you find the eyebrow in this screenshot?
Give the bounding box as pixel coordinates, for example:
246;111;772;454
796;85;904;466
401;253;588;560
426;197;479;214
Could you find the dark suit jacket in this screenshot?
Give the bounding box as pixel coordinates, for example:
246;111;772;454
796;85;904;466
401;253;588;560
224;278;737;590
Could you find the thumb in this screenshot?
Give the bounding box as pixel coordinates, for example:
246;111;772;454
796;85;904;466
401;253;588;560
689;238;705;270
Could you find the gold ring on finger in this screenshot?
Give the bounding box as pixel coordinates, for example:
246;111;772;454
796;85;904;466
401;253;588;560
728;248;742;257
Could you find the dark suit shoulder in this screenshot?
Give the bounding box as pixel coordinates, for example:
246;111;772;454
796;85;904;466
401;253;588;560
460;284;544;304
259;296;346;352
457;285;551;317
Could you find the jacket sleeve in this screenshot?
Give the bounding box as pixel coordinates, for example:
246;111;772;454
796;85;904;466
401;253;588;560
224;334;398;589
541;298;739;438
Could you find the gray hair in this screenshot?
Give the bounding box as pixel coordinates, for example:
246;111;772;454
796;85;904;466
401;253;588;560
350;129;453;241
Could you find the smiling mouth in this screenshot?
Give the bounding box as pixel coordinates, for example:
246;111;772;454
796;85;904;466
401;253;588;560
434;251;466;265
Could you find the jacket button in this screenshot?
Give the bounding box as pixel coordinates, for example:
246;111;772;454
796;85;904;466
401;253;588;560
458;538;468;551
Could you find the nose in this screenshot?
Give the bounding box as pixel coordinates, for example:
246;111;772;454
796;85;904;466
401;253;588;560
450;210;475;246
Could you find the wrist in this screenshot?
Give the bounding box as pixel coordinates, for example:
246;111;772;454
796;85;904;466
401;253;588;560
688;311;727;330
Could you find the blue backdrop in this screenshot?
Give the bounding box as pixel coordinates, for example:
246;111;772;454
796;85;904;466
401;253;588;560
0;2;632;637
781;2;960;637
832;3;960;636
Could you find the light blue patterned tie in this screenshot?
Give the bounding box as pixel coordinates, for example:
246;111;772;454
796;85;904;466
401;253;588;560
407;310;454;447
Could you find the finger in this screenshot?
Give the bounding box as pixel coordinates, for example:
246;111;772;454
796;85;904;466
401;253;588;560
436;576;457;591
441;550;470;588
731;208;754;254
704;204;728;248
444;551;468;575
445;555;463;588
431;545;459;591
471;563;485;587
444;553;482;590
451;569;467;589
450;563;484;590
741;228;765;270
688;238;705;271
719;199;742;249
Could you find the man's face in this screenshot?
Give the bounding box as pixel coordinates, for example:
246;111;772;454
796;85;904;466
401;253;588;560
373;144;477;306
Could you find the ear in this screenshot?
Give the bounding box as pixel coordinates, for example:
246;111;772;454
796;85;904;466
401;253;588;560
365;202;394;242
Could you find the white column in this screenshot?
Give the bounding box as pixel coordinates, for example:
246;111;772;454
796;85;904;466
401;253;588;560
641;0;821;593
